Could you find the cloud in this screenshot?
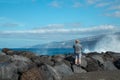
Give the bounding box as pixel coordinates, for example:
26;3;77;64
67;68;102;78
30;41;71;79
0;24;119;48
1;24;118;35
49;1;62;8
0;17;25;27
0;22;24;27
72;2;82;8
105;11;120;18
109;5;120;10
86;0;100;4
95;2;111;7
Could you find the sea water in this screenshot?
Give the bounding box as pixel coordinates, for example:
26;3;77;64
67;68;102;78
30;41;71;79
0;48;74;55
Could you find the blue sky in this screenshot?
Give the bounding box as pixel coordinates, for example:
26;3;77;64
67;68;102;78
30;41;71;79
0;0;120;48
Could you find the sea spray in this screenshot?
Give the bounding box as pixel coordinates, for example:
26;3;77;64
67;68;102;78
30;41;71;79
94;34;120;53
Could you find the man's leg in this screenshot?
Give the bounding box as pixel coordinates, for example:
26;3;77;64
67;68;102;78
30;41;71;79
79;54;82;65
75;54;79;65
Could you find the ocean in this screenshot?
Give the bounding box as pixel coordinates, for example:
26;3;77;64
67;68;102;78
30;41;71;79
0;48;74;55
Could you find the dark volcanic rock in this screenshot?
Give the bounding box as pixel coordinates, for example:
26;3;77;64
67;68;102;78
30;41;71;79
31;55;54;66
0;62;19;80
21;67;45;80
40;64;62;80
19;51;36;59
53;63;73;78
72;65;87;73
85;57;103;72
1;48;11;54
103;61;118;71
0;55;11;63
1;48;120;80
114;59;120;69
63;70;120;80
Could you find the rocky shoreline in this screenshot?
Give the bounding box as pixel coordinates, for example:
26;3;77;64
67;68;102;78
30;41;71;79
0;48;120;80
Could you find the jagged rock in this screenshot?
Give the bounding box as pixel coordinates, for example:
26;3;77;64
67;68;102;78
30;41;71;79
1;48;11;54
52;55;65;65
0;52;6;55
103;51;115;61
65;55;75;64
86;57;103;72
0;48;120;80
63;60;71;69
21;67;45;80
31;56;54;66
91;55;104;64
53;63;73;78
81;56;87;68
10;55;35;73
10;55;31;62
114;58;120;69
103;61;118;71
19;51;36;59
72;65;87;73
0;62;18;80
0;55;11;63
40;64;62;80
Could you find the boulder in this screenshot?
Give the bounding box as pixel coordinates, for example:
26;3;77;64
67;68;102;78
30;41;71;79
86;57;103;72
103;51;115;61
0;62;18;80
65;55;75;65
1;48;11;54
0;52;6;55
91;55;104;64
53;63;73;78
72;65;87;73
103;61;118;71
52;55;65;65
10;55;35;73
81;56;87;68
0;55;11;63
31;56;54;66
40;64;62;80
19;51;36;59
21;67;45;80
114;58;120;69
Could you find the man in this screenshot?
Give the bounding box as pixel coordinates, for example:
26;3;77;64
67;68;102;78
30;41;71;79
73;40;82;65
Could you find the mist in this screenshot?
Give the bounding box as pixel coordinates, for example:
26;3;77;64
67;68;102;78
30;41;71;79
93;34;120;53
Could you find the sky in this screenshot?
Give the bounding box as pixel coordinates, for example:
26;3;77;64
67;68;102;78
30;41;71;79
0;0;120;48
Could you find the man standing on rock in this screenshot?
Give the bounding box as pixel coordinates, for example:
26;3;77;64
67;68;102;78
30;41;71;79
73;40;82;65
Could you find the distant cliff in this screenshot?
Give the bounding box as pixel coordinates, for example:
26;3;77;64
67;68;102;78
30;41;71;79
31;32;120;52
